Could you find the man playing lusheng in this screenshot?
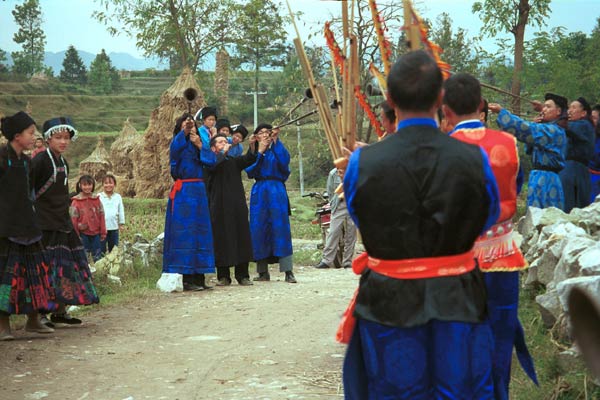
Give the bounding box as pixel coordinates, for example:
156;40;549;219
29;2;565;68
445;72;538;399
339;50;500;399
489;93;567;210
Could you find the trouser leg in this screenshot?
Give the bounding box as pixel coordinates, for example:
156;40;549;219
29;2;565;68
234;262;249;282
342;215;358;266
279;254;293;272
216;266;232;282
321;209;346;266
256;259;269;274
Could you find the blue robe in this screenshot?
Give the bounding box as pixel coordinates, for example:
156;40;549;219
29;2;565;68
163;130;217;274
496;109;567;210
245;140;293;261
559;119;595;212
227;137;244;157
590;136;600;202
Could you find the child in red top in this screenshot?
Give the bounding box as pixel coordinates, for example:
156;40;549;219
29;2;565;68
70;175;106;261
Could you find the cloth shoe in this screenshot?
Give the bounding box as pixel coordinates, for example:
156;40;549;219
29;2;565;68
217;278;231;286
315;262;330;269
253;272;270;281
194;275;213;290
183;282;204;291
0;329;14;341
238;278;253;286
285;271;297;283
25;322;55;334
50;313;82;325
40;314;55;328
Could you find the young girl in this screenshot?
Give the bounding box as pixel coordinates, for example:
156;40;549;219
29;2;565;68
0;111;55;340
99;174;125;254
71;175;107;261
32;117;99;326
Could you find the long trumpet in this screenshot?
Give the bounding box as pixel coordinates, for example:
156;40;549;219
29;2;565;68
183;87;198;114
274;99;340;129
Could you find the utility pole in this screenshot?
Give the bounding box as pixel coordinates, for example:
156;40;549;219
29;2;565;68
296;121;304;196
245;91;267;129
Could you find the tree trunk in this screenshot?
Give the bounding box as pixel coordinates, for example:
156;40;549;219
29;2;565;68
167;0;189;71
511;0;531;115
214;48;230;116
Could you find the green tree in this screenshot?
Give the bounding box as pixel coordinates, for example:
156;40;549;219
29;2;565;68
11;0;46;76
93;0;238;72
430;13;481;75
231;0;288;97
472;0;551;114
88;49;119;94
0;49;8;74
59;45;88;85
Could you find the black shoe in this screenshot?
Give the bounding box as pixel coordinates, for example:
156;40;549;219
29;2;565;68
194;275;213;290
238;278;253;286
50;313;82;325
315;262;330;269
40;314;55;328
285;271;297;283
253;272;270;281
183;282;204;291
216;278;231;286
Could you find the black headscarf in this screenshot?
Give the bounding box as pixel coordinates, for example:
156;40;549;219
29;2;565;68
1;111;36;141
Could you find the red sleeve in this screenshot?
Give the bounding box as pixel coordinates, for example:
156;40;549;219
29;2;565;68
98;199;107;237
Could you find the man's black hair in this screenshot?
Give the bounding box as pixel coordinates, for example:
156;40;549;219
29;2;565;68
387;50;443;112
442;72;482;116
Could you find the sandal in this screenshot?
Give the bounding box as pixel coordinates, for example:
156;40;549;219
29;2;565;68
50;313;82;325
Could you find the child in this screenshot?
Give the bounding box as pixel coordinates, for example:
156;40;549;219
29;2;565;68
32;117;99;326
99;174;125;255
0;111;56;340
228;124;248;157
71;175;107;261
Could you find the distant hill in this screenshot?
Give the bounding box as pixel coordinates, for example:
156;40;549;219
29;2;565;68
4;50;166;72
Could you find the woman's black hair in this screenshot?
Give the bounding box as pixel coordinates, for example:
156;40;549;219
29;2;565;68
76;174;95;194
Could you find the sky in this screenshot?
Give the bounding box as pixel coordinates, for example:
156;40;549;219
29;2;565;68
0;0;598;61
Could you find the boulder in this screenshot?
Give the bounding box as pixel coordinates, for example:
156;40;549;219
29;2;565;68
556;275;600;313
579;245;600;276
536;291;562;328
156;273;183;292
553;237;599;284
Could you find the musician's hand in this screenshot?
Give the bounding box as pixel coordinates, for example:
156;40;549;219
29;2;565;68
209;126;217;138
488;103;502;114
533;113;544;123
190;131;202;149
222;143;232;154
530;100;543;112
271;127;280;142
183;118;195;136
249;134;257;145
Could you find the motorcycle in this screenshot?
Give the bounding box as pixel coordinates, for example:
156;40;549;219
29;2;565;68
302;191;331;249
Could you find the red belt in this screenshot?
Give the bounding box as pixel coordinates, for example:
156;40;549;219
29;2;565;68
336;249;476;344
169;178;203;212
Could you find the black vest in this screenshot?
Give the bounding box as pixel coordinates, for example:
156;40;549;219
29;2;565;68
352;125;491;327
0;145;41;239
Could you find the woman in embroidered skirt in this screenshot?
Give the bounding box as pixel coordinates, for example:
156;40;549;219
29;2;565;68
32;117;99;327
0;111;56;340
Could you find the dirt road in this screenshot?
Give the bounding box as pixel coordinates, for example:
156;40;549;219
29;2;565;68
0;265;357;400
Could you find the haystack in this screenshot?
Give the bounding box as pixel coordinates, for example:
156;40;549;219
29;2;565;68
214;48;230;116
80;135;113;183
131;67;206;198
0;111;6;146
110;118;139;197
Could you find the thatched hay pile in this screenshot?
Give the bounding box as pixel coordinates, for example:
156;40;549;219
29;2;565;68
0;111;6;146
80;135;112;182
214;48;230;116
131;67;206;198
110;118;139;197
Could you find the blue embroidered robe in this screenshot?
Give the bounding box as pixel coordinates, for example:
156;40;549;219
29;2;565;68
245;140;293;261
559;119;595;212
163;130;217;274
496;109;567;210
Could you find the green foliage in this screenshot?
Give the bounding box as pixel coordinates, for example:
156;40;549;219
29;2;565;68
88;49;120;94
59;45;88;85
230;0;288;92
472;0;551;38
0;49;8;74
11;0;46;76
93;0;238;72
430;13;481;74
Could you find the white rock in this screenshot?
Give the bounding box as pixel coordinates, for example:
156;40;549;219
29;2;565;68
579;246;600;276
156;273;183;293
553;237;599;284
556;275;600;313
536;291;561;328
107;274;122;285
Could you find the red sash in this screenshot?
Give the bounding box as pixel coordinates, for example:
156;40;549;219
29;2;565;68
169;178;203;212
336;250;476;344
